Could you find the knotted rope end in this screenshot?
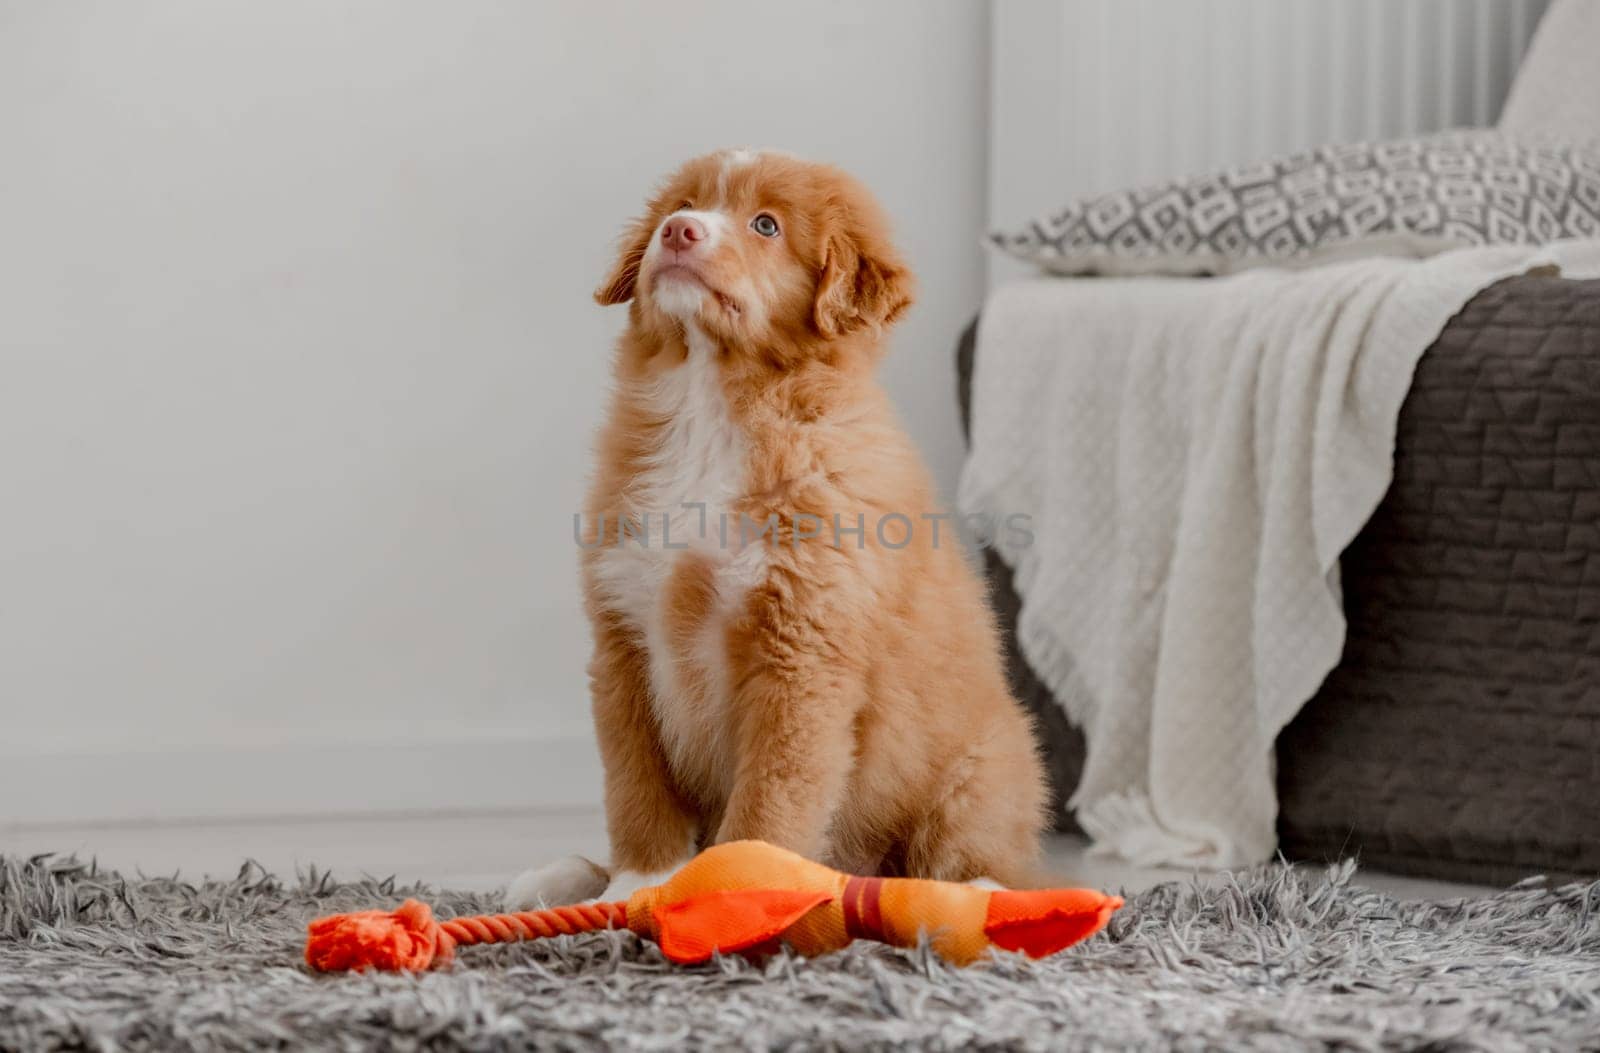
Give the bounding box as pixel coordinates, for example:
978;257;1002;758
305;898;449;973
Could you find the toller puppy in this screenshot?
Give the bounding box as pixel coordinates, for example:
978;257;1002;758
507;150;1045;910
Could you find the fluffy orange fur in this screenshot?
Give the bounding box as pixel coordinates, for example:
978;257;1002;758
581;150;1046;885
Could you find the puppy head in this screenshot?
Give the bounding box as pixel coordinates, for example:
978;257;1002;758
595;150;914;357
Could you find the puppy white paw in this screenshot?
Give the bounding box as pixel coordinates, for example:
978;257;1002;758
503;855;611;911
967;876;1008;892
601;868;675;902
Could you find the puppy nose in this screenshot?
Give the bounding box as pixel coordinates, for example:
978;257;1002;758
661;216;707;251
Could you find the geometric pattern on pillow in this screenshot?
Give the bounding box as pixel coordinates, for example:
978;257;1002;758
992;131;1600;276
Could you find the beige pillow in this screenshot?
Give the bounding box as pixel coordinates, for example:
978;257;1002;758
1499;0;1600;145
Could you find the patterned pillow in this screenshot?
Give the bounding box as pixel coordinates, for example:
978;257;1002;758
991;131;1600;277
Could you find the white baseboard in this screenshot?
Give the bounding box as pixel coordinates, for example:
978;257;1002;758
0;734;603;827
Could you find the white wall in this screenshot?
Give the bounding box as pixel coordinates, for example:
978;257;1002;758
0;1;990;822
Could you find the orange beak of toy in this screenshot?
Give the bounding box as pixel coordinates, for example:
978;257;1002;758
982;888;1125;957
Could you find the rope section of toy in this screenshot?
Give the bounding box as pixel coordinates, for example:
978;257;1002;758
305;898;628;972
441;901;627;950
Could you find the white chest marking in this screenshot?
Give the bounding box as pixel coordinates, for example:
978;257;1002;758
592;326;767;797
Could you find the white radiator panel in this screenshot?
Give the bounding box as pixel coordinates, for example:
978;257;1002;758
989;0;1549;273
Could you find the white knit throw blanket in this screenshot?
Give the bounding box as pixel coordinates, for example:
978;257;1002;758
959;241;1600;868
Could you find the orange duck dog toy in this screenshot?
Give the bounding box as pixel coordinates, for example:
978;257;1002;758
305;840;1123;972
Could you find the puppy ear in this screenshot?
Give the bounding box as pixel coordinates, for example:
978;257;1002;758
812;226;915;338
594;216;656;306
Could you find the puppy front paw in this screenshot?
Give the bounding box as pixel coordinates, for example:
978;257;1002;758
600;868;676;902
503;855;611;911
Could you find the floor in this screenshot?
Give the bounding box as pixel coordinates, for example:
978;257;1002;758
2;807;1490;901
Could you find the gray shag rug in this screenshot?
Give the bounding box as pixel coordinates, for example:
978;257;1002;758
2;855;1598;1052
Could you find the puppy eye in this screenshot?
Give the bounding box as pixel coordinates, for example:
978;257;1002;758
751;213;780;238
675;200;693;212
